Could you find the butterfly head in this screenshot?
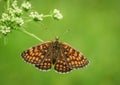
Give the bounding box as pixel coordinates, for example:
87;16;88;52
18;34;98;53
55;36;59;42
52;36;60;50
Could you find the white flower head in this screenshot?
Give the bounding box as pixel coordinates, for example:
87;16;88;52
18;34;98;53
1;13;10;22
0;26;11;34
53;9;63;20
8;7;22;16
13;17;24;26
21;1;31;10
14;7;23;15
8;8;15;16
9;0;23;16
29;11;43;21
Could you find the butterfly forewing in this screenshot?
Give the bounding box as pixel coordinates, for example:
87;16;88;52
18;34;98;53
21;41;52;65
60;43;89;69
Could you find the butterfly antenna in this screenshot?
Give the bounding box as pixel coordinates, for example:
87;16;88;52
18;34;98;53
60;28;70;37
55;28;70;40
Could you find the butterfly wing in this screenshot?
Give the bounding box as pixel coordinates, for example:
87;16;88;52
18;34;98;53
61;42;89;69
21;41;52;65
35;57;52;71
54;58;72;73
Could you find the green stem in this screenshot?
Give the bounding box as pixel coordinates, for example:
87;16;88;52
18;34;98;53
7;0;10;10
20;28;44;42
43;14;52;18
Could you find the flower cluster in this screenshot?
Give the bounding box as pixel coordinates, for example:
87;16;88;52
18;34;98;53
0;0;63;37
52;9;63;20
0;0;26;35
29;12;43;21
0;26;10;35
21;1;31;11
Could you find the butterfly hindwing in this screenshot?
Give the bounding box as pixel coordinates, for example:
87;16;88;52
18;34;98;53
54;58;72;73
35;57;52;71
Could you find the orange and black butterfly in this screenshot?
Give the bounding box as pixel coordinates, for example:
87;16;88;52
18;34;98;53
21;37;89;74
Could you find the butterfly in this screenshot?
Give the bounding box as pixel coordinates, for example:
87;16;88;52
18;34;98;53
21;37;89;74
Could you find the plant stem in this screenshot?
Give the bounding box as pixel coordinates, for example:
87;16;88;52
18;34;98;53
20;28;44;42
43;14;52;17
7;0;10;10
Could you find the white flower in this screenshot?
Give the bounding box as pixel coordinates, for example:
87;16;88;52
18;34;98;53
29;12;38;18
21;1;31;10
12;0;18;9
37;14;44;21
13;17;24;26
8;7;22;16
1;13;10;21
53;9;63;20
0;26;11;34
8;8;15;16
9;0;22;16
14;7;23;15
29;12;43;21
53;9;60;14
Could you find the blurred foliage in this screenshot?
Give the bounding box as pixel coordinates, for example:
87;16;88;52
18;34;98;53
0;0;120;85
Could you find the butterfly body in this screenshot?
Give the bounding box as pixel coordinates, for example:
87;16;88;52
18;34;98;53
21;38;89;73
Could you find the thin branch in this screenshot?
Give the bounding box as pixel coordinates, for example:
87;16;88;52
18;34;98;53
7;0;10;10
43;14;52;18
19;28;44;42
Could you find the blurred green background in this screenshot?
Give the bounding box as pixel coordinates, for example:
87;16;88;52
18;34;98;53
0;0;120;85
